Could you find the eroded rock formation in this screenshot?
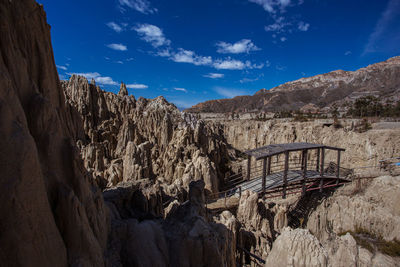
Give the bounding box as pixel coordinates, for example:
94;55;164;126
62;75;234;195
0;0;107;265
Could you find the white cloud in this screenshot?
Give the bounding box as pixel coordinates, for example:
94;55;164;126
133;24;170;47
265;16;290;33
66;72;118;85
280;36;287;42
118;0;157;14
216;39;260;54
265;60;271;67
107;22;124;33
344;51;352;56
115;61;124;64
248;0;292;13
174;87;188;93
106;43;128;51
171;49;213;66
127;83;148;89
57;65;67;70
204;73;224;79
213;59;264;70
215;87;247;98
298;21;310;31
363;0;400;55
126;57;134;61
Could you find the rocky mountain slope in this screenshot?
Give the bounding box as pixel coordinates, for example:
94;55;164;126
186;56;400;113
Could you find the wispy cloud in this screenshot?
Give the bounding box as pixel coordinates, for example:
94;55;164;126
265;16;290;33
298;21;310;31
216;39;260;54
170;99;198;109
127;83;148;89
133;24;171;47
213;59;264;70
275;64;287;71
344;51;352;56
204;73;224;79
174;87;188;93
215;87;247;98
240;77;259;83
57;65;68;71
280;36;287;42
248;0;292;13
363;0;400;55
67;72;118;85
106;43;128;51
106;22;127;33
126;57;134;61
118;0;157;14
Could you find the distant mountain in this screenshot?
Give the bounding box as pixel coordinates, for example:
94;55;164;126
185;56;400;113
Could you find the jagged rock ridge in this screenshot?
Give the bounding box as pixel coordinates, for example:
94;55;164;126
62;76;235;196
186;56;400;113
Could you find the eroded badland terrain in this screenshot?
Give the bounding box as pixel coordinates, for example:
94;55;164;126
1;0;400;266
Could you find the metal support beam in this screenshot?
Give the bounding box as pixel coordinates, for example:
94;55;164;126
336;150;341;185
247;155;251;181
316;148;320;172
319;147;325;192
283;151;289;199
302;149;308;196
262;157;267;195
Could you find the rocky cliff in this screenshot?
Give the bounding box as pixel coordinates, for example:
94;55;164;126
186;56;400;113
0;0;237;266
0;0;107;265
62;76;235;195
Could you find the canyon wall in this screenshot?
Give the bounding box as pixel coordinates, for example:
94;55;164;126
0;0;108;265
217;119;400;170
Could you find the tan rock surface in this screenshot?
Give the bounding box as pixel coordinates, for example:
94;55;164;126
0;0;108;265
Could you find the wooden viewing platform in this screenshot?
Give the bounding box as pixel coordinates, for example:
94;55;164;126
207;142;353;207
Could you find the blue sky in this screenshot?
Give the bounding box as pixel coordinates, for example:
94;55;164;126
40;0;400;109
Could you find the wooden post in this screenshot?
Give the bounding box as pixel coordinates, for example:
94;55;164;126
316;148;320;172
247;155;251;181
283;151;289;199
302;149;308;196
239;186;242;198
319;147;325;192
267;156;272;175
224;192;227;208
336;150;341;185
262;157;267;195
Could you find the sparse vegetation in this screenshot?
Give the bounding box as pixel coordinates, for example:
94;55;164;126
338;226;400;256
347;96;400;118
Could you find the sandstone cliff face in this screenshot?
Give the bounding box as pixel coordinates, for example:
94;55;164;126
218;119;400;169
0;0;107;266
186;56;400;113
62;76;233;195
